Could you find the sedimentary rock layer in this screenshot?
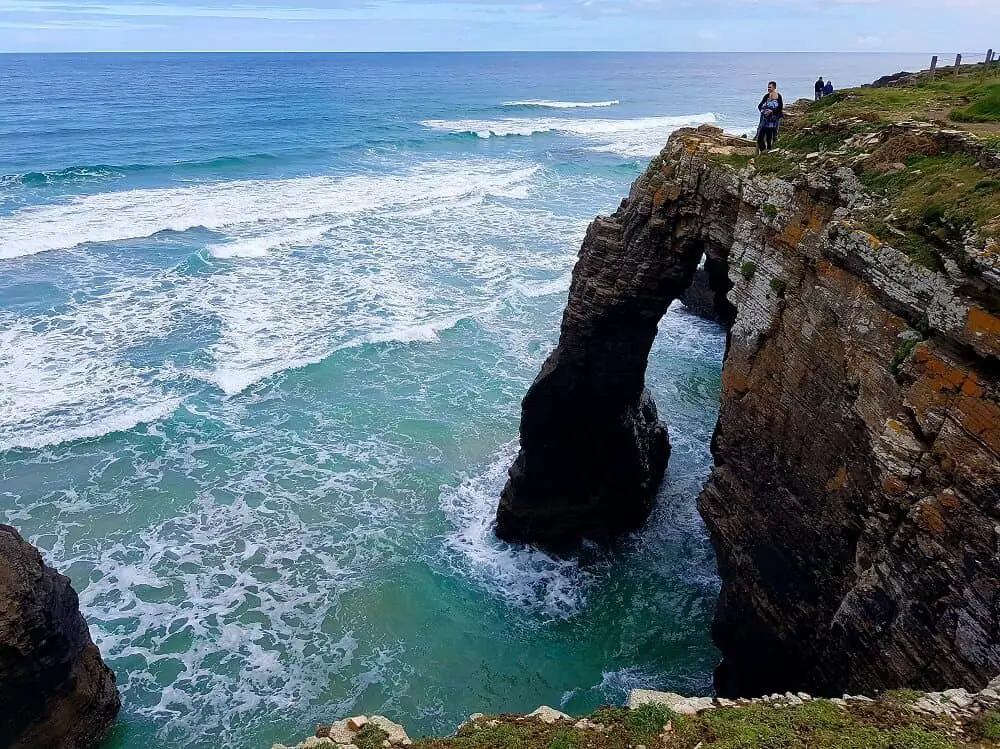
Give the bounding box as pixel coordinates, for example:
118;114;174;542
0;524;120;749
498;117;1000;696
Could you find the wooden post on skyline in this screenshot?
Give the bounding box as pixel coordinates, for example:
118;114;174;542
954;53;962;73
988;49;995;64
929;55;938;78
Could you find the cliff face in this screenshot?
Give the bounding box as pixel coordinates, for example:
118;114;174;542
497;108;1000;696
0;524;120;749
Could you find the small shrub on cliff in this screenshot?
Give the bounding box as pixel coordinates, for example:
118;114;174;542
762;203;779;219
626;703;677;745
884;688;924;704
588;706;628;726
981;710;1000;740
355;724;390;749
950;83;1000;123
769;277;787;297
740;261;758;281
546;729;580;749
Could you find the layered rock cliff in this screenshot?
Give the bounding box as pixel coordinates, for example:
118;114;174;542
0;524;120;749
497;76;1000;698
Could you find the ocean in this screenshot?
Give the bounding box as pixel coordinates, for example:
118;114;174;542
0;51;928;749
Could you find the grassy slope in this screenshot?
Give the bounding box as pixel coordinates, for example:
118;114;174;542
718;65;1000;272
411;700;1000;749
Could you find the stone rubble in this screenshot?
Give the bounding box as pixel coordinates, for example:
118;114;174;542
276;715;411;749
626;678;1000;722
528;706;573;724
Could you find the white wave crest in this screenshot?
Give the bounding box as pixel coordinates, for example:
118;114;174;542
206;225;334;259
0;398;182;452
514;272;572;299
422;113;716;157
202;307;487;396
503;99;619;109
0;161;541;260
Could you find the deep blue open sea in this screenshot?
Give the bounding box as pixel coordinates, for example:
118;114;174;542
0;52;927;749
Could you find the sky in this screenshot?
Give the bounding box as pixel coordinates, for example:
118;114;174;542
0;0;997;53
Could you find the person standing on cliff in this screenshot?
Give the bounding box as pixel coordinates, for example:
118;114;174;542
756;81;783;152
824;79;834;96
815;76;825;100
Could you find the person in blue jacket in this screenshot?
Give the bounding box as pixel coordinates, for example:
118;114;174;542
823;79;834;96
756;81;783;152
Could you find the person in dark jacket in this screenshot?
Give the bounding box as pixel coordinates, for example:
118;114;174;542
823;79;834;96
815;76;825;100
756;81;784;152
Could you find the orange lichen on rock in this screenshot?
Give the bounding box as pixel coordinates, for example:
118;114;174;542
721;362;751;396
965;306;1000;358
882;476;909;494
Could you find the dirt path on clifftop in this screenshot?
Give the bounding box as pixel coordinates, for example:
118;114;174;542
921;109;1000;135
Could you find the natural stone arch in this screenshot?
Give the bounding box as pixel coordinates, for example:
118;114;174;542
494;130;743;547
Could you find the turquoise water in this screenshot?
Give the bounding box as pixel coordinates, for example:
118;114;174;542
1;52;927;749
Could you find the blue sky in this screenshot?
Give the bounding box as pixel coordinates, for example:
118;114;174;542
0;0;996;53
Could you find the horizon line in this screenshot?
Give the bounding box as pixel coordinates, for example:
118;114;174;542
0;48;946;55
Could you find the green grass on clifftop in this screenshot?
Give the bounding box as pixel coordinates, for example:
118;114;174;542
408;699;1000;749
951;84;1000;123
706;66;1000;273
794;67;1000;131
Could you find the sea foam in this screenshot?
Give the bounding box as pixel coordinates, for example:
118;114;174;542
502;99;620;108
0;157;582;450
0;161;540;260
422;113;717;157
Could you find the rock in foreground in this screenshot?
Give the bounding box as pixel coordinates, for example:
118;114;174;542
0;524;120;749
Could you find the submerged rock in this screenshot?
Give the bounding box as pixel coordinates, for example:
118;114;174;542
0;524;120;749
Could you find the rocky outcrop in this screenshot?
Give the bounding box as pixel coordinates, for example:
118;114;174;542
0;524;120;749
496;116;1000;697
698;124;1000;698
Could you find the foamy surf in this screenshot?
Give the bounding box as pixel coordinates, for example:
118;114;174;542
201;307;488;396
206;224;333;259
0;398;182;453
0;160;541;260
438;443;596;619
421;113;717;157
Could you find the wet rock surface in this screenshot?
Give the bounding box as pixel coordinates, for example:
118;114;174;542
0;524;120;749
